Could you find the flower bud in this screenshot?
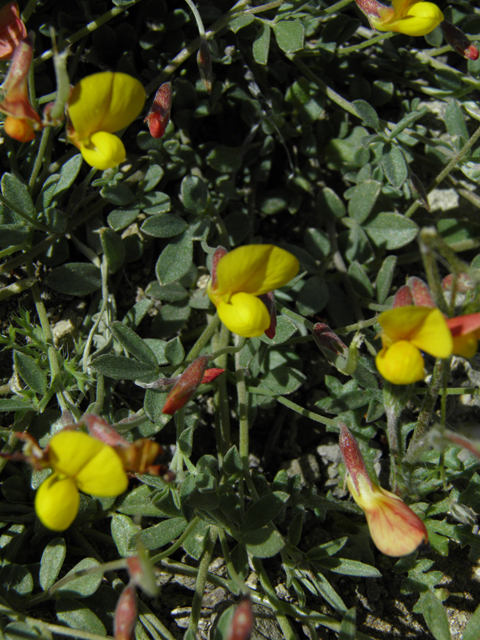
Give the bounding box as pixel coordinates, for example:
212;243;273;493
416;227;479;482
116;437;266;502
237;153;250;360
406;276;435;308
145;82;172;139
197;37;213;94
392;285;413;308
441;20;479;60
114;583;137;640
162;356;210;415
226;595;254;640
339;424;429;557
312;323;347;357
442;273;473;293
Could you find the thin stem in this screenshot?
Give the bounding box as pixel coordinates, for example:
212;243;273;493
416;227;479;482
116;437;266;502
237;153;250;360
184;0;205;36
187;527;217;637
320;0;355;14
339;32;395;54
235;335;249;463
185;314;220;362
34;1;145;65
248;387;337;428
213;322;231;465
251;558;297;640
28;127;51;190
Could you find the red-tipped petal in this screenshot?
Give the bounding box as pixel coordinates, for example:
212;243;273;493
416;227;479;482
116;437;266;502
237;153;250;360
114;584;137;640
392;285;413;308
201;368;225;384
145;82;172;139
82;414;129;447
446;313;480;337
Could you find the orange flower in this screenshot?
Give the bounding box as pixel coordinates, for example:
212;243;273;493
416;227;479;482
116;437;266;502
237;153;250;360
0;35;42;141
339;424;428;557
0;2;26;61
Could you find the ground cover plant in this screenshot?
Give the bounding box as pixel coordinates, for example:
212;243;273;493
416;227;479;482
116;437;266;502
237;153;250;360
1;0;480;638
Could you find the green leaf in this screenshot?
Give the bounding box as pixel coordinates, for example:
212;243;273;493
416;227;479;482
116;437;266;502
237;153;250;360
273;20;305;53
388;109;426;140
178;426;194;457
165;337;185;366
55;154;83;195
101;183;135;205
243;526;285;558
417;590;451;640
206;146;243;173
5;623;41;640
181;175;209;214
107;208;139;232
376;255;397;304
348;261;373;298
382;144;408;188
243;491;290;531
462;602;480;640
445;100;468;142
110;321;158;367
14;350;47;394
316;557;381;577
2;173;36;221
56;598;107;635
141;214;188;238
317;187;346;219
155;233;193;285
347;180;381;224
296;276;329;316
1;564;33;595
353;100;380;131
137;517;187;551
224;445;243;475
111;514;140;557
183;520;211;560
339;608;357;640
262;366;306;395
0;398;37;412
229;14;255;32
142;164;164;192
91;355;158;381
40;537;66;590
364;212;418;250
46;263;102;296
117;485;165;517
57;558;102;598
99;227;125;274
141;191;171;214
260;316;297;345
253;24;271;65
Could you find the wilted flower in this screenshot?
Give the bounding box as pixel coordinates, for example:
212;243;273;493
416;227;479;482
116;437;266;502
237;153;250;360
376;306;452;384
0;35;42;142
114;583;137;640
0;2;26;60
339;424;428;557
66;71;145;170
35;430;128;531
441;20;479;61
163;355;209;415
144;82;171;139
208;244;299;338
446;313;480;359
355;0;443;37
226;595;254;640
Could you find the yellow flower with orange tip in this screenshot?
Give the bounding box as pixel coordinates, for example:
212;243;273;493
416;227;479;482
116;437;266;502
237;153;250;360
207;244;299;338
35;430;128;531
66;71;145;170
376;306;452;385
339;424;428;557
356;0;443;37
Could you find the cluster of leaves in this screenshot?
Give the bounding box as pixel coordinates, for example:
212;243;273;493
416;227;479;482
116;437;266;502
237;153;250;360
2;0;480;639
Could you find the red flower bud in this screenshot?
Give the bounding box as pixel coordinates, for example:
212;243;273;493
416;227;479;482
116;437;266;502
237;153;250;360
441;20;479;60
114;583;137;640
162;356;210;415
197;37;213;94
226;595;254;640
201;368;225;384
312;323;347;356
406;276;435;308
392;285;413;308
144;82;172;139
442;273;473;293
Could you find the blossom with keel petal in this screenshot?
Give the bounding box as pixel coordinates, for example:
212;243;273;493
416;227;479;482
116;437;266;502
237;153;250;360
35;430;128;531
356;0;443;37
66;71;145;170
375;306;452;385
207;244;299;338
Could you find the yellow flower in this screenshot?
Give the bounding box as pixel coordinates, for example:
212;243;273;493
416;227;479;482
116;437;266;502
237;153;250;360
35;430;128;531
339;424;428;557
375;306;452;385
207;244;299;338
66;72;146;170
371;0;443;36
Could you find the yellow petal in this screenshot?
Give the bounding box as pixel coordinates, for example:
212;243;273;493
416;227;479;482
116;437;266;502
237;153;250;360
68;71;145;139
452;334;478;359
78;131;126;170
364;488;429;556
35;473;80;531
48;430;106;476
378;307;452;358
217;292;270;337
375;341;425;385
214;245;299;298
76;446;128;497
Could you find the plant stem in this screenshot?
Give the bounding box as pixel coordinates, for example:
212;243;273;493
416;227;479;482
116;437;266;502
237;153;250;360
252;558;297;640
28;127;51;191
248;387;337;428
187;527;217;637
184;0;205;36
